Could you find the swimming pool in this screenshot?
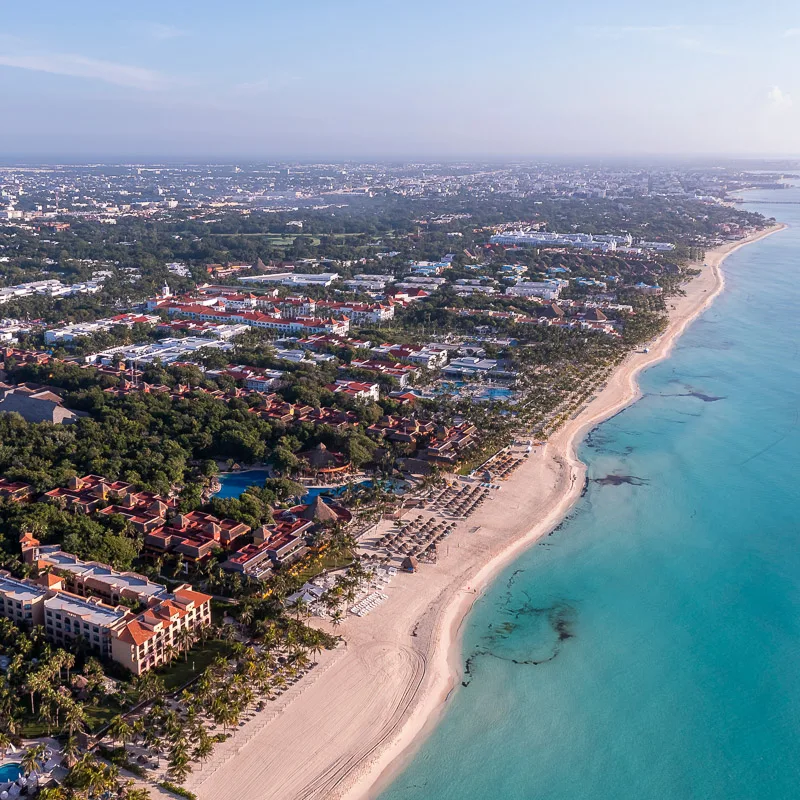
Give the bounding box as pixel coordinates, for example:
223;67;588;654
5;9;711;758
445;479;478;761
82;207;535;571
0;762;22;782
475;386;515;401
213;469;270;498
301;479;406;504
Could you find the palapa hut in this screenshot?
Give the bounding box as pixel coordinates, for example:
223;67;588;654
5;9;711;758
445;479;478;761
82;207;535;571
297;442;350;477
298;496;340;524
401;555;419;573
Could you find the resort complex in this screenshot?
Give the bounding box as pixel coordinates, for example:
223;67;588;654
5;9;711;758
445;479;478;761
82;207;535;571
0;157;782;799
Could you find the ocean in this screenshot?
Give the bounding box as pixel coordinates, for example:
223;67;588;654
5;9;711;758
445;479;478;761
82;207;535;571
379;188;800;800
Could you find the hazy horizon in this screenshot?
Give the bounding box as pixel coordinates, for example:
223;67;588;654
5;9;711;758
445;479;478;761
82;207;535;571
2;0;800;159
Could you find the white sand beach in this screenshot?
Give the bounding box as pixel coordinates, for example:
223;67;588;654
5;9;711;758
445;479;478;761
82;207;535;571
186;224;785;800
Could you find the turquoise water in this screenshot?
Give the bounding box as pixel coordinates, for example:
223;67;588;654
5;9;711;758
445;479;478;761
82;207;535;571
301;483;366;503
381;189;800;800
476;386;514;401
0;762;21;781
214;470;270;498
216;473;406;502
301;479;407;503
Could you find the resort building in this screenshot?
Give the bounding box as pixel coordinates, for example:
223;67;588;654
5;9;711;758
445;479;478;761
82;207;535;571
490;231;621;252
369;344;448;369
20;536;168;605
0;477;33;502
111;586;212;676
207;366;286;392
505;280;564;300
316;301;395;325
342;274;391;291
143;511;251;563
346;359;417;387
423;423;478;464
84;336;234;367
43;314;160;345
327;379;380;402
0;388;82;425
367;415;436;445
0;572;46;627
42;474;138;514
441;357;499;377
45;591;126;660
223;497;352;579
221;542;276;582
6;536;213;674
238;272;339;288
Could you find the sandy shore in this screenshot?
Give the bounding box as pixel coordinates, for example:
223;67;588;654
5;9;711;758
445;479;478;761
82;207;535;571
187;224;785;800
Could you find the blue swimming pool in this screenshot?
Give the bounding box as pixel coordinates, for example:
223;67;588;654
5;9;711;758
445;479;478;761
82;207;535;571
213;469;270;498
301;480;373;504
476;387;514;400
301;478;407;504
0;762;22;782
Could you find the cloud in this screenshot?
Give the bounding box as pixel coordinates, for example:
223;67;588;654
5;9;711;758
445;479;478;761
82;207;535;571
143;23;189;40
767;86;793;110
0;50;168;90
783;28;800;37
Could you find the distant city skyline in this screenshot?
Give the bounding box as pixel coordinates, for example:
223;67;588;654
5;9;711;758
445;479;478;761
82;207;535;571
2;0;799;158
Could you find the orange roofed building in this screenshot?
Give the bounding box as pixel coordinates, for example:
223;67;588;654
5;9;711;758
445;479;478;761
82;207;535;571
144;511;251;562
111;585;212;675
16;533;211;675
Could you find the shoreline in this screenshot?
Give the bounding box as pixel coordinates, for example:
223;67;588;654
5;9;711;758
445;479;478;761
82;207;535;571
357;222;787;800
188;223;785;800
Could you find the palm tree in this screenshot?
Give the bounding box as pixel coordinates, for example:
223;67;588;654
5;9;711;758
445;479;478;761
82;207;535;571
37;788;68;800
107;714;133;747
124;788;152;800
21;743;48;776
291;597;308;622
219;623;237;643
59;650;76;683
63;699;87;738
167;736;192;783
24;671;43;715
192;729;214;765
67;754;118;798
177;627;195;661
238;604;254;628
307;630;324;665
61;734;81;769
134;670;166;703
0;731;11;759
130;717;146;744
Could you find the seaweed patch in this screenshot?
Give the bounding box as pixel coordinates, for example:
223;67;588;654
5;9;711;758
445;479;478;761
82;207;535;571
463;601;578;685
593;474;649;487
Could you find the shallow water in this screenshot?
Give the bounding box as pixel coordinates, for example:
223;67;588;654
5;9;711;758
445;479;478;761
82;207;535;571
380;188;800;800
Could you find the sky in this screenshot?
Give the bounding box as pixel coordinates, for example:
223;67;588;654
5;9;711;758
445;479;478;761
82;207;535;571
1;0;799;160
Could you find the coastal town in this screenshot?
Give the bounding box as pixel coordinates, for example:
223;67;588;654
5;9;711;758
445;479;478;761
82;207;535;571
0;160;782;800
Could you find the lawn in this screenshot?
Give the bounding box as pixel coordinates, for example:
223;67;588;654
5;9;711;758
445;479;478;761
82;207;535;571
19;702;118;737
288;549;355;585
158;639;233;692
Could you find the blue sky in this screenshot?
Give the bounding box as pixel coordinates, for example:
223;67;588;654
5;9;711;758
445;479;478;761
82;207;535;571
1;0;799;159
